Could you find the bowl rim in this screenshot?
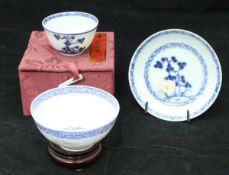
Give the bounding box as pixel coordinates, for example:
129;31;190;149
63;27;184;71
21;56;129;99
42;11;99;35
30;85;120;133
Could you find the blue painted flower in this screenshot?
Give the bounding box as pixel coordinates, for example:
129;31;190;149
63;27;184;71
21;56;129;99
154;56;192;97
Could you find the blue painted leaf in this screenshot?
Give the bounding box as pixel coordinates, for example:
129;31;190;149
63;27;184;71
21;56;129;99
166;67;170;72
178;62;187;70
168;75;172;80
154;61;163;69
166;75;176;80
64;41;71;46
171;76;176;80
185;82;192;88
180;75;185;83
77;38;85;43
54;34;60;40
171;56;177;63
161;57;168;62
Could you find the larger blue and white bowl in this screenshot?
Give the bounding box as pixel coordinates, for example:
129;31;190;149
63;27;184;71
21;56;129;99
30;85;119;151
42;11;99;56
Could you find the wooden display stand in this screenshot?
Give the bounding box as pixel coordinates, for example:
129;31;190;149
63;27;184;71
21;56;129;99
48;142;102;170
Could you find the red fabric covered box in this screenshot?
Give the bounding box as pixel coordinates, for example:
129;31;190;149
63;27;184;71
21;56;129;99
18;31;115;116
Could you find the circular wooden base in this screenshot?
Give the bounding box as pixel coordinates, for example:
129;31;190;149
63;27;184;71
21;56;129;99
48;142;102;169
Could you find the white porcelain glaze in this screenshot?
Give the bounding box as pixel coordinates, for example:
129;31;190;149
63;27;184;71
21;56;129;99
30;85;119;151
129;29;222;122
42;11;98;56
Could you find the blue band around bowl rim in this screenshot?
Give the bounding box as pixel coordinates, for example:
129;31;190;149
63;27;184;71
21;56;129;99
42;11;99;35
30;85;120;134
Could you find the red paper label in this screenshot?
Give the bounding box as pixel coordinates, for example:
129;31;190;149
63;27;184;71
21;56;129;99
90;33;106;63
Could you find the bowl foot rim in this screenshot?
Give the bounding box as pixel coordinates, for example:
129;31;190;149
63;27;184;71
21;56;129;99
59;50;86;56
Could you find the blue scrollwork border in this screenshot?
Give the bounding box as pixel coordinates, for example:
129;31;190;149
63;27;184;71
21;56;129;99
42;12;98;35
35;120;115;140
43;11;98;25
31;86;119;112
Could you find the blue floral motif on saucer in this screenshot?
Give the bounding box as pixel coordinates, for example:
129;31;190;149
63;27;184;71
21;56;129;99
129;29;222;121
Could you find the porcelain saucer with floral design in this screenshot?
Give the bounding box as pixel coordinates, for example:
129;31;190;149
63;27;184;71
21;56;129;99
129;29;222;121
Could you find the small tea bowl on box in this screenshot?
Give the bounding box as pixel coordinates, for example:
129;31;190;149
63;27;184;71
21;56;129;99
30;85;119;156
42;11;99;56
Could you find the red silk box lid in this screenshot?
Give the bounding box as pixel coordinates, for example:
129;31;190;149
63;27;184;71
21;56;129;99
18;31;115;116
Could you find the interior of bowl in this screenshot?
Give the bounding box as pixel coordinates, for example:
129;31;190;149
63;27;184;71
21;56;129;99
31;86;119;132
42;11;98;34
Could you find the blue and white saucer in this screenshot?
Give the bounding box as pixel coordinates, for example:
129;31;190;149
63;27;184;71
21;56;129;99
128;29;222;121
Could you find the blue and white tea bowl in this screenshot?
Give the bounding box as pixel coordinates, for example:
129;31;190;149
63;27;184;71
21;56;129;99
42;11;99;56
30;85;119;151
